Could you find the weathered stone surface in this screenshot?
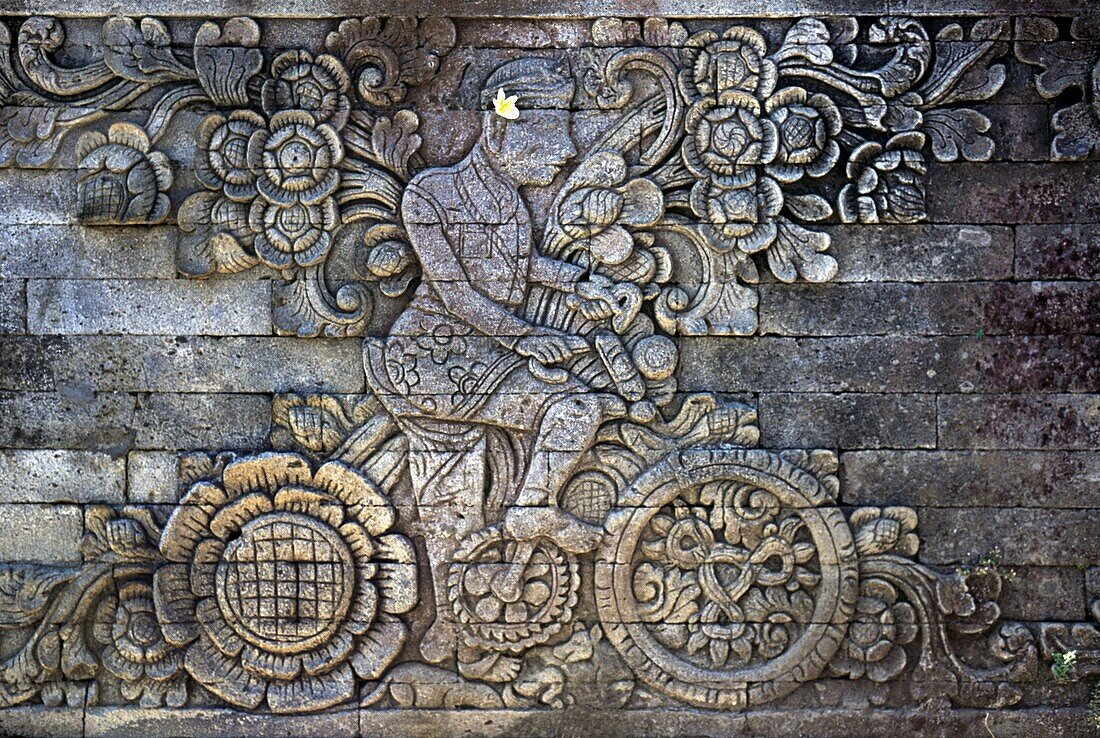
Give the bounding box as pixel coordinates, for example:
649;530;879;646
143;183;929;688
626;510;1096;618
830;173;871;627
841;450;1100;508
0;7;1093;735
0;503;83;563
927;163;1100;224
1015;224;1100;280
126;450;179;503
825;225;1013;283
759;393;937;449
759;282;1100;336
938;394;1100;450
685;335;1099;394
0;335;364;392
999;567;1087;621
27;279;272;335
0;449;125;503
918;507;1099;566
0;279;24;334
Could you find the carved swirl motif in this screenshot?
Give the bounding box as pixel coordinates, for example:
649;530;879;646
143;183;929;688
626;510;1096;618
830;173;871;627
596;448;859;709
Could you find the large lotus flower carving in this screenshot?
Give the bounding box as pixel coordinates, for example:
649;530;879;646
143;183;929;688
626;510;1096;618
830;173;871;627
683;94;778;183
153;452;417;713
765;87;842;183
261;50;351;129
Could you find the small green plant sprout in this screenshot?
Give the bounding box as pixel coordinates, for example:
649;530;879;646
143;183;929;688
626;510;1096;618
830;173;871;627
955;547;1017;580
1090;681;1100;730
1051;650;1078;683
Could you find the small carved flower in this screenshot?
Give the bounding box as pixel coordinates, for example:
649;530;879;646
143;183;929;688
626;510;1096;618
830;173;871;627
154;453;417;713
94;581;186;708
416;322;470;365
765;87;842;183
830;578;918;682
385;341;422;394
76;123;172;225
195;110;266;201
261;51;352;129
248;110;344;207
838;132;927;224
680;26;777;100
691;175;783;254
851;506;920;557
683;95;778;182
248;197;341;268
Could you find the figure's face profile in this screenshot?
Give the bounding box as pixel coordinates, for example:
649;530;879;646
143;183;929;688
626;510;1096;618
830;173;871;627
489;110;577;186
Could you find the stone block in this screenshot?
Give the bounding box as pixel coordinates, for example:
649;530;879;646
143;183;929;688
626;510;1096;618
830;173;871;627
927;163;1100;224
14;335;364;393
758;282;1100;337
0;225;177;279
938;394;1100;450
825;224;1013;283
841;450;1100;508
998;566;1086;621
126;450;179;503
683;335;1099;394
758;393;937;449
1016;224;1100;280
0;279;24;334
26;279;272;335
918;507;1099;566
0;336;65;392
0;449;125;503
0;503;83;564
0;391;137;452
131;392;270;450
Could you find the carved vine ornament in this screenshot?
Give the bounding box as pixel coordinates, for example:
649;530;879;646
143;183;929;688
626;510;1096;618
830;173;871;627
0;13;1093;715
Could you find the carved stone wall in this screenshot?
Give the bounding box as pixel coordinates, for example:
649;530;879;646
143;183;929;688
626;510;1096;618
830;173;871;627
0;2;1097;736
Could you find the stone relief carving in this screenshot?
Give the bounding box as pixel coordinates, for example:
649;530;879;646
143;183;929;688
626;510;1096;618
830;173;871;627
0;12;1062;718
1016;17;1100;161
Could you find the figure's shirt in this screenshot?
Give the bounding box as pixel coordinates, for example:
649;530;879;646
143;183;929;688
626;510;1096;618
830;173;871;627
405;146;532;310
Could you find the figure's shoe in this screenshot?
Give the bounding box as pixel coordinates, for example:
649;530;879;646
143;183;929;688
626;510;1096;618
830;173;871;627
419;616;458;665
503;506;604;554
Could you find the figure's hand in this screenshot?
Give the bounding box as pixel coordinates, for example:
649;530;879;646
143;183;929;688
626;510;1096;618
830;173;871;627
573;274;618;321
516;333;590;366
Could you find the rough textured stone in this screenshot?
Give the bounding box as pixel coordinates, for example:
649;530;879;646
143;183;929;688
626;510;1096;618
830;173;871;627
1;335;364;392
759;282;1100;336
918;507;1099;566
0;503;83;563
0;449;125;503
26;279;272;335
131;393;271;450
758;393;937;449
126;450;180;503
938;394;1100;450
927;163;1100;224
0;279;24;334
0;225;177;278
1015;224;1100;280
999;567;1087;621
841;450;1100;508
685;335;1099;394
824;224;1013;283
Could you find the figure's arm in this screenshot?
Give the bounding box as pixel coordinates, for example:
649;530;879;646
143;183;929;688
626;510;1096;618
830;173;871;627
529;253;585;292
403;186;538;350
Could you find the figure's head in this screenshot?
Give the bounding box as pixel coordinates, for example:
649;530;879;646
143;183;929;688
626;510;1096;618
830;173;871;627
480;58;577;186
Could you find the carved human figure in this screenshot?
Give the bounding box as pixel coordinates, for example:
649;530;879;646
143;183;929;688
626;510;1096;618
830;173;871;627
363;58;625;665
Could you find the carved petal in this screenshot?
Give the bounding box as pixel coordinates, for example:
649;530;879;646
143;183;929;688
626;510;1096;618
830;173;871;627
274;485;346;527
153;564;200;647
375;534;418;615
102;644;143;681
315;461;394;536
349;613;406;680
301;629;354;676
221;453;314;497
266;661;355;713
347;578;379;636
240;644;303;680
196;596;245;657
160;481;227;562
209;491;274;540
189;537;225;597
184;635;267;710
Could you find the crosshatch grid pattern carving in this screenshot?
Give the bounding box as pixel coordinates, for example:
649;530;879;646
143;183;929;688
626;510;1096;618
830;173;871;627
0;4;1096;737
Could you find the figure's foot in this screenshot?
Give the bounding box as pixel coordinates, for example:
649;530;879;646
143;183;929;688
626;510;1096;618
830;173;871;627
503;506;604;554
419;616;457;665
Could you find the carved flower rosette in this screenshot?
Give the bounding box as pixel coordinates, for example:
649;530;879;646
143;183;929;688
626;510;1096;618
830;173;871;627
153;452;417;712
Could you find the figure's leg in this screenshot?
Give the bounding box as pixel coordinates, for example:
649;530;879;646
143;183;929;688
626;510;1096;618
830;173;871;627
403;422;488;665
504;392;625;553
